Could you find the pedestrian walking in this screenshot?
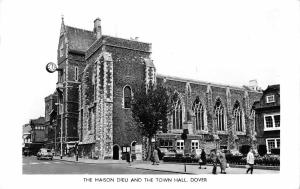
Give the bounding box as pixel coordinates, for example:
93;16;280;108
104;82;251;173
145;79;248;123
210;149;218;174
246;147;255;174
153;147;160;165
199;149;207;169
218;150;227;174
126;152;131;166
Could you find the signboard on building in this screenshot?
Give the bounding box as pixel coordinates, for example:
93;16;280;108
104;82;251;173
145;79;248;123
135;144;142;160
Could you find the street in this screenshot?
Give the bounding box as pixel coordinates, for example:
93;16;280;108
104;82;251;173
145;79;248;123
22;156;171;174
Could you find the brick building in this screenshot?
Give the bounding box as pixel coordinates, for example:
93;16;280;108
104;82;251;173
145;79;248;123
254;84;280;154
44;92;58;151
53;17;263;160
28;117;47;154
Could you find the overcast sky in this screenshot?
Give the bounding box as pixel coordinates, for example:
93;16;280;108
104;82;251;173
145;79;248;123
1;0;300;187
1;0;299;126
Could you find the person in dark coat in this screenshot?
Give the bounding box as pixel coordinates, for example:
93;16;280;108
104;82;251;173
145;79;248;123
126;152;131;166
153;148;160;165
210;149;218;174
199;149;207;169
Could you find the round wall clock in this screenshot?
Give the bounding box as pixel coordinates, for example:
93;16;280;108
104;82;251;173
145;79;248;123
46;62;58;73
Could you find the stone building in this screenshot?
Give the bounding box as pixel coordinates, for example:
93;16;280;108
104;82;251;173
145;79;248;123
155;75;262;155
53;17;262;159
254;84;280;154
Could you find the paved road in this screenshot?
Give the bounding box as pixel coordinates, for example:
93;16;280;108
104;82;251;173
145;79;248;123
22;156;171;174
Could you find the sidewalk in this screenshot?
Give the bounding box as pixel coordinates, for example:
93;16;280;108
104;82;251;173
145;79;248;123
131;162;279;174
52;156;127;164
52;156;279;174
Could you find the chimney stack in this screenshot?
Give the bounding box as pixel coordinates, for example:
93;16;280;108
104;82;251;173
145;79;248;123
249;79;258;91
93;18;102;39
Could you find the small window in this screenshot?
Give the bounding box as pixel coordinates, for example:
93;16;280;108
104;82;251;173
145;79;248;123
265;116;273;128
266;95;275;103
266;138;280;154
176;140;184;150
264;114;280;130
123;86;132;109
191;140;199;150
159;140;173;149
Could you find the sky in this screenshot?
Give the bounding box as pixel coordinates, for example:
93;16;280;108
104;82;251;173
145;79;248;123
1;0;300;188
0;0;293;125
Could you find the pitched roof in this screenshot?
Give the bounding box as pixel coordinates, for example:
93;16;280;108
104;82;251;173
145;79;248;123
265;84;280;91
29;117;45;126
65;26;96;53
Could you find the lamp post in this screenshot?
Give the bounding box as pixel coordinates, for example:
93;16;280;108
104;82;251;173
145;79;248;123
46;62;64;159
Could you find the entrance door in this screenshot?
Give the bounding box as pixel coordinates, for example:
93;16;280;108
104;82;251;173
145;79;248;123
113;145;119;160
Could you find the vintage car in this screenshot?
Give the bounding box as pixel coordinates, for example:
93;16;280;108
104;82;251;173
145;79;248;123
37;148;53;160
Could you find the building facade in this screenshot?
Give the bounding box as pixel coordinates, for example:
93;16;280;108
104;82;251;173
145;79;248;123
22;124;32;152
28;117;47;154
254;85;280;154
44;92;58;151
53;18;263;159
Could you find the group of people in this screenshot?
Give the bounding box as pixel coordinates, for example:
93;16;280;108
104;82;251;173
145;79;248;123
208;149;228;174
200;147;255;174
127;146;256;175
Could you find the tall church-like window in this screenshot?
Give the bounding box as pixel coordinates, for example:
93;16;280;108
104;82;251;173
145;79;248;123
172;93;183;129
75;66;78;81
214;98;225;131
124;86;132;109
193;97;205;130
233;101;243;132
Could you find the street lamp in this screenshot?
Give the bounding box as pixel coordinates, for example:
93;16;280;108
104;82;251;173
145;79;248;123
46;62;64;159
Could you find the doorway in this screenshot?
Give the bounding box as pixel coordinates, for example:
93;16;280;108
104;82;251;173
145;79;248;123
113;145;119;160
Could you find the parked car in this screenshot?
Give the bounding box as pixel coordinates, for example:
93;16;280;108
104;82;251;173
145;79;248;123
37;148;53;160
23;148;31;156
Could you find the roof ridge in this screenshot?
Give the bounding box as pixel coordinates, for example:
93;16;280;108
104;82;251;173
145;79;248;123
65;25;93;33
156;73;259;91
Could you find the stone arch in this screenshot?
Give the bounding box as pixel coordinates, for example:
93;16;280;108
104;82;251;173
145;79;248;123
192;96;207;131
171;91;185;129
232;100;245;132
213;97;226;131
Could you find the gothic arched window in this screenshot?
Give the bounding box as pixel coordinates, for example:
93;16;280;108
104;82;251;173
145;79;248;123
214;98;225;131
124;86;132;108
172;93;183;129
233;101;243;132
193;97;205;130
